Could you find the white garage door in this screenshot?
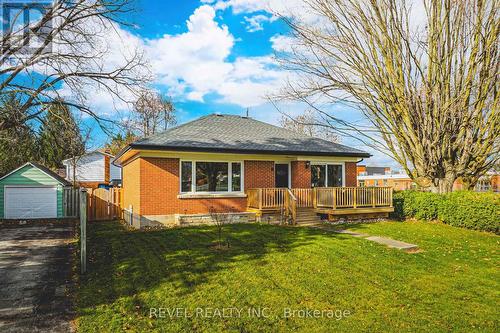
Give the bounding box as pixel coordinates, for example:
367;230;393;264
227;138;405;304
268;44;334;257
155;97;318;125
5;186;57;219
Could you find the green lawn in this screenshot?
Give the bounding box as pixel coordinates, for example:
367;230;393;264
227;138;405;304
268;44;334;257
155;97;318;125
77;221;499;332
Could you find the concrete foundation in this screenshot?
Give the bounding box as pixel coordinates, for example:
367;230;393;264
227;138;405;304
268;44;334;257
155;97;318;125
128;212;257;229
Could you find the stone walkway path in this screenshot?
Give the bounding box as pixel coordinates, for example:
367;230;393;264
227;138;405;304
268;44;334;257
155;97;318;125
364;236;418;250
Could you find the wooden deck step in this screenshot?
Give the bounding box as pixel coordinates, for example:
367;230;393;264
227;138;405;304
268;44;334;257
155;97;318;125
295;208;323;225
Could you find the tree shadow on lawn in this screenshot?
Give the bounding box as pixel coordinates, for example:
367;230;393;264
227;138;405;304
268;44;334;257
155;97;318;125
79;221;351;309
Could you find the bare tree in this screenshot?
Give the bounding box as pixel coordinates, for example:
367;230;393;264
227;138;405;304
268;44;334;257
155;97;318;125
125;90;176;137
0;0;151;132
67;127;92;188
275;0;499;193
281;109;339;142
208;206;236;250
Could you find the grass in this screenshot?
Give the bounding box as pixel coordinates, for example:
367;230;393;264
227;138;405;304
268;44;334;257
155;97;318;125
76;221;499;332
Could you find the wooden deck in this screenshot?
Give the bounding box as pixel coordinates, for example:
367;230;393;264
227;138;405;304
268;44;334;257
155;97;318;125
246;187;394;224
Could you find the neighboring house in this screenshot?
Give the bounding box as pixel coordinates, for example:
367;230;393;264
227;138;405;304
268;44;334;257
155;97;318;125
114;114;395;228
358;165;499;192
63;151;121;188
356;165;391;176
358;173;416;191
453;171;500;192
0;162;70;219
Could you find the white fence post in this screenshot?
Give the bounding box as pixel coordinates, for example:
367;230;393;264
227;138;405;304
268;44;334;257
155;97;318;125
80;188;87;274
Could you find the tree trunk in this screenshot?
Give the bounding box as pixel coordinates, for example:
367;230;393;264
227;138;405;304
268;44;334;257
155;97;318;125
428;174;456;194
461;176;479;191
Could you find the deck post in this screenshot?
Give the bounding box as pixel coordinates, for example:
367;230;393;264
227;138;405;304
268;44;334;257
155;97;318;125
372;187;376;208
312;187;317;208
353;188;357;208
258;188;263;210
332;188;337;210
389;188;393;207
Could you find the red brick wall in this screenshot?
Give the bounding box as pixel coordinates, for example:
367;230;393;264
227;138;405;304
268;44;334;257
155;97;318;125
345;162;357;187
139;158;278;215
122;157;359;215
291;161;311;188
244;161;274;188
356;165;366;175
492;175;500;192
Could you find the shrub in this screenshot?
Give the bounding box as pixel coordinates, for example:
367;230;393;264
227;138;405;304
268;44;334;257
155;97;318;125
438;191;499;233
391;191;441;220
391;190;499;234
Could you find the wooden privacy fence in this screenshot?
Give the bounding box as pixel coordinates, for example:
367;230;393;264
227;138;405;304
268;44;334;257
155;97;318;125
63;187;80;217
86;188;124;221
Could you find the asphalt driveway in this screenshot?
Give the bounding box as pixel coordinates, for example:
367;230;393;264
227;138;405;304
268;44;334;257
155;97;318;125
0;223;75;332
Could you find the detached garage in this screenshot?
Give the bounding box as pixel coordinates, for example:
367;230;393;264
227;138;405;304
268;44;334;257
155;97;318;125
0;162;71;219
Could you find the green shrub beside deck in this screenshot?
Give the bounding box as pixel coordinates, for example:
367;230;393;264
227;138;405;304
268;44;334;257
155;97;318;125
392;191;499;233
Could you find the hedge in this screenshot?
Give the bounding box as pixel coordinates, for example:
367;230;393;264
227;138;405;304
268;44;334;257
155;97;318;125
392;191;499;234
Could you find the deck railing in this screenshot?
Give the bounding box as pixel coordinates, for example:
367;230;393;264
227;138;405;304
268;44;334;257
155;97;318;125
316;187;392;209
292;188;313;207
247;188;287;209
247;187;392;210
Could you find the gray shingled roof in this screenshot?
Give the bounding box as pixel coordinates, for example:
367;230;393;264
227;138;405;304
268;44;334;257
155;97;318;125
129;114;370;157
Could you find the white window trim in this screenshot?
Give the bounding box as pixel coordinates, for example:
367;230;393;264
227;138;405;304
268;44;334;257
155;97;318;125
310;162;345;187
179;160;244;194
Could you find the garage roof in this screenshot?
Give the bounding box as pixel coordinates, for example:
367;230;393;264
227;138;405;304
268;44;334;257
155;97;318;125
0;162;71;186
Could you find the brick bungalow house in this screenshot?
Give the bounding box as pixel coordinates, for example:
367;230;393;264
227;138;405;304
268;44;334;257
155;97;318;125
114;114;393;228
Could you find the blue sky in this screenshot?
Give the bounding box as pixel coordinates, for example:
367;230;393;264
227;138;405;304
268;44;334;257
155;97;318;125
81;0;396;167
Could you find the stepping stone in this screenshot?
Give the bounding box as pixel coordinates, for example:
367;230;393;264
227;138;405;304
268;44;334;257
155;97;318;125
365;236;418;250
333;230;369;238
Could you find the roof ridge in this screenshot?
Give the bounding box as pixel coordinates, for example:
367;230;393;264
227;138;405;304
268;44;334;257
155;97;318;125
134;114;215;144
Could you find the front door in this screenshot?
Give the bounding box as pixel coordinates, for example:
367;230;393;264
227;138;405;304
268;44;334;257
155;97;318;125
275;164;289;188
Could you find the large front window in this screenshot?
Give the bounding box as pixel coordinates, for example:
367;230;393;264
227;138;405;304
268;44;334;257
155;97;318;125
181;161;242;193
311;164;343;187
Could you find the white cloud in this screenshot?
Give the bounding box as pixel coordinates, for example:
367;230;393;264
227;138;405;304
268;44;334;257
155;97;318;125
243;14;273;32
204;0;268;14
270;34;294;52
145;5;234;98
53;4;286;113
205;0;311;17
144;5;285;107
